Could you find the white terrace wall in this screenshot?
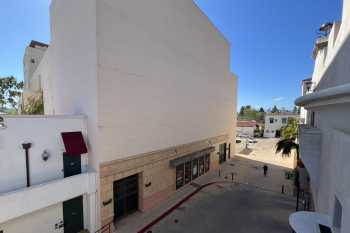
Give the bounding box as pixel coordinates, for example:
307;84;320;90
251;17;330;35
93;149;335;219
0;204;63;233
96;0;236;162
310;104;350;233
0;115;92;233
0;115;88;194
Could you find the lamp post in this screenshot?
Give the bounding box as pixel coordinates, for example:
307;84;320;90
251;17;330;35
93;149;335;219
22;143;32;187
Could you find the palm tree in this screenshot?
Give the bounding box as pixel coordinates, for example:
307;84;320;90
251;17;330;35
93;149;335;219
276;136;304;211
275;138;299;159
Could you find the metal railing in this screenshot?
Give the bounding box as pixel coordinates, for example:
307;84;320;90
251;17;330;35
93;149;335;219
95;221;113;233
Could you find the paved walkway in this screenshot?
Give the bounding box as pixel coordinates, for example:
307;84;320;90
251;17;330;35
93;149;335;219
151;182;295;233
114;139;296;233
236;138;296;169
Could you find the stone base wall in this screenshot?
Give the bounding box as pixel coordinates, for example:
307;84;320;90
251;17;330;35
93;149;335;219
99;134;229;225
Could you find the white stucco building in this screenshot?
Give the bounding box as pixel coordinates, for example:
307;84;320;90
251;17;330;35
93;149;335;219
21;41;49;110
263;112;298;138
5;0;237;232
292;1;350;233
236;120;257;137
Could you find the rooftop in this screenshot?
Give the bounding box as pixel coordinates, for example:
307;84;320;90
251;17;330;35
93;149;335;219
237;120;257;127
265;112;299;116
29;40;49;48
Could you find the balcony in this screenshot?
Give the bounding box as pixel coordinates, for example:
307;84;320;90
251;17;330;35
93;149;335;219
0;171;96;223
299;125;322;193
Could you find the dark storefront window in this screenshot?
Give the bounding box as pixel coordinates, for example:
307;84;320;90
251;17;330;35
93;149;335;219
204;154;210;172
228;144;231;160
199;157;205;176
192;159;198;179
219;143;227;164
176;154;211;190
176;164;184;189
184;161;192;184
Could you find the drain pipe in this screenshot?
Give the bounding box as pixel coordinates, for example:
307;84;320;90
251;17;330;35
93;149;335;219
22;143;32;187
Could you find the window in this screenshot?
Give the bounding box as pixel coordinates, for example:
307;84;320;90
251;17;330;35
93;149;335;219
30;58;35;64
176;164;184;189
269;118;274;124
192;159;198;179
204;154;210;172
282;118;287;124
311;112;315;127
219;143;227;164
184;161;192;184
199;157;205;176
176;155;210;189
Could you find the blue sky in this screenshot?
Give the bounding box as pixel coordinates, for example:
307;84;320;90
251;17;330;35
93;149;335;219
0;1;342;110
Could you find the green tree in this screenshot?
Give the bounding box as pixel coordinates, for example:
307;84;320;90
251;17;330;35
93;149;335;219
276;118;299;159
271;105;279;113
22;92;44;115
238;105;266;123
275;138;299;159
239;106;245;115
0;76;23;111
281;118;298;139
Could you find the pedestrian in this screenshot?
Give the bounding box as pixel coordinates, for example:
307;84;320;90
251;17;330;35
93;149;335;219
263;164;268;177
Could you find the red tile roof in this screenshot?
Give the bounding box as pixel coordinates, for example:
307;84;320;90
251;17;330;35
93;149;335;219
237;120;257;128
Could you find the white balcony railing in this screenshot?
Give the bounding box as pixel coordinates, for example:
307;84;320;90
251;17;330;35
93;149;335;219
0;171;97;224
299;125;322;194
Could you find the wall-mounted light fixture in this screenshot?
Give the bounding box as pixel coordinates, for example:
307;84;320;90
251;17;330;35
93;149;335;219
102;198;112;206
41;150;50;161
145;182;152;188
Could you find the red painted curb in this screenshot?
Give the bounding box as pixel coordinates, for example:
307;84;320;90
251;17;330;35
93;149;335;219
137;181;230;233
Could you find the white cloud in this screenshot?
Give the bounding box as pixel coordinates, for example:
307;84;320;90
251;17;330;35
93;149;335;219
272;97;284;102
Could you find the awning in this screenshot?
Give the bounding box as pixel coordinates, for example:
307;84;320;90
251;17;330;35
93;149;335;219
61;131;88;155
169;147;215;168
289;211;333;233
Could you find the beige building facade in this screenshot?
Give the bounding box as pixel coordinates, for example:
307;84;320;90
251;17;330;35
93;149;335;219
99;134;230;225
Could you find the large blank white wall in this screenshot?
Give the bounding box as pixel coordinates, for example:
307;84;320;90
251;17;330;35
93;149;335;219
50;0;100;171
96;0;235;162
49;1;101;226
